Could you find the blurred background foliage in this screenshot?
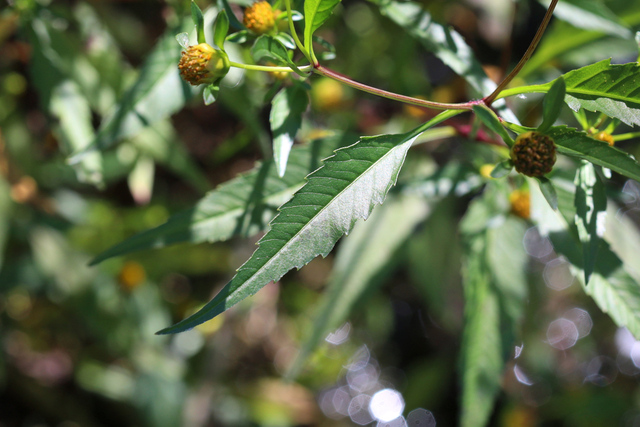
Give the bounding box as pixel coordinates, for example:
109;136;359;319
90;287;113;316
3;0;640;426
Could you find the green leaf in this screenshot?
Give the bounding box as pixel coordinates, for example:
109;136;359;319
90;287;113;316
459;234;504;427
537;176;558;210
213;9;229;50
375;0;518;124
303;0;341;58
203;83;220;105
490;160;513;179
251;35;303;74
90;134;358;265
548;126;640;182
549;60;640;127
156;130;420;334
539;77;566;132
270;85;309;177
472;105;515;147
574;161;607;284
531;185;640;340
542;0;632;38
68;22;198;163
459;190;527;427
191;1;207;44
217;0;246;30
287;193;430;378
50;81;104;187
312;35;336;60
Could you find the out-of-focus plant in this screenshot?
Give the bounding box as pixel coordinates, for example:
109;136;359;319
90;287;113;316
7;0;640;425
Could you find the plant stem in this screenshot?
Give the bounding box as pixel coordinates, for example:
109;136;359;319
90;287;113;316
484;0;559;105
229;61;313;73
314;65;476;111
284;0;310;63
613;132;640;142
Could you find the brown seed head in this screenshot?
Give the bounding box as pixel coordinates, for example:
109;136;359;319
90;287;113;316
178;43;229;86
510;131;556;177
243;1;275;35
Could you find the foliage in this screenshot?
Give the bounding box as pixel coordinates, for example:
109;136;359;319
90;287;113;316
5;0;640;425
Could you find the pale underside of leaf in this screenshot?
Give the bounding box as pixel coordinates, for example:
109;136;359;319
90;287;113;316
90;135;356;265
156;132;417;334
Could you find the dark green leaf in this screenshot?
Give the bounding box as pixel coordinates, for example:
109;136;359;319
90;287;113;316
303;0;341;57
274;33;296;50
213;9;229;50
270;85;309;177
191;1;206;44
549;126;640;182
539;77;566;132
155;110;458;334
251;35;300;73
574;161;607;284
226;30;249;43
312;35;336;60
90;133;358;265
549;60;640;127
472;105;515;147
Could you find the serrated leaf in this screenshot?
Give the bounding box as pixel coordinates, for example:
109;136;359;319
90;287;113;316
574;161;607;284
531;185;640;340
68;22;198;163
287;194;429;378
541;0;632;38
191;1;206;44
303;0;341;57
548;126;640;181
270;85;309;177
157;130;419;334
539;77;566;132
545;60;640;127
472;105;514;147
90;134;358;265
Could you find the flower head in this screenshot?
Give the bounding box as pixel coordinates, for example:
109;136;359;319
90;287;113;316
178;43;230;86
509;190;531;220
510;131;556;177
243;1;275;35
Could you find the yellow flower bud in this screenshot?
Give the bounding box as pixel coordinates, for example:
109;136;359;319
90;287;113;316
510;131;556;178
178;43;230;86
595;131;615;147
243;1;275;35
509;190;531;220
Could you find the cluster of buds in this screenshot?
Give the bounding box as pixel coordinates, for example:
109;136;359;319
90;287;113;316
243;1;275;35
510;131;556;178
178;43;230;86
